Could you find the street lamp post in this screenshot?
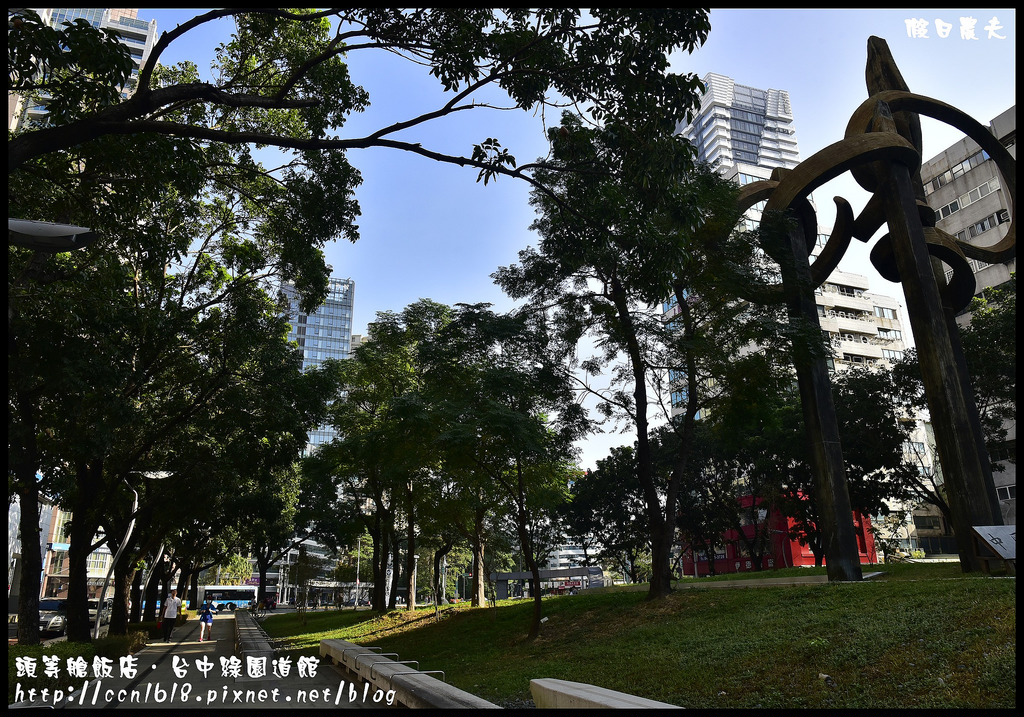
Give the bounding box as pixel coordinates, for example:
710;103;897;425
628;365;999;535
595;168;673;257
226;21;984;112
94;471;170;640
138;542;164;616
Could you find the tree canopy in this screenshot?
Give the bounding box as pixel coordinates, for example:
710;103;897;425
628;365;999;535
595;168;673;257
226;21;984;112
9;9;711;187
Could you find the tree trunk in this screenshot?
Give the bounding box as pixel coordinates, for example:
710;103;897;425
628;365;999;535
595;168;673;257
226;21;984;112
389;534;401;610
372;522;388;611
525;550;543;640
12;311;43;645
610;277;671;601
511;473;544;640
188;569;200;609
175;563;191;599
433;542;453;607
649;521;675;598
130;569;143;623
66;462;103;643
109;558;136;636
15;479;43;645
143;560;162;623
257;558;271;605
471;533;486;607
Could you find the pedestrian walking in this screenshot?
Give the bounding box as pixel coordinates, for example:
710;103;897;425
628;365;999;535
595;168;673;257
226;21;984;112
197;599;217;642
161;589;182;642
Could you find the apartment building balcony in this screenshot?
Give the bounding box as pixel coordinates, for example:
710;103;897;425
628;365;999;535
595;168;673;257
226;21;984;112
834;314;878;335
818;288;875;313
835;337;885;359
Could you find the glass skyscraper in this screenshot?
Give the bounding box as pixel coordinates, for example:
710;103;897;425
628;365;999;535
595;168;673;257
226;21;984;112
280;276;355;452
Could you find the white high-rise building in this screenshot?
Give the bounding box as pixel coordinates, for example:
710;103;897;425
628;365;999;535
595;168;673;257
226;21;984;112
11;8;158;131
678;72;801;173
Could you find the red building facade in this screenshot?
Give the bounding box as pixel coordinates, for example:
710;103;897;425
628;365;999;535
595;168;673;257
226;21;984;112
679;495;877;577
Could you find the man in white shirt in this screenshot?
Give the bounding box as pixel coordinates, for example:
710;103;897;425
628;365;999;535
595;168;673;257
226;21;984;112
161;589;182;642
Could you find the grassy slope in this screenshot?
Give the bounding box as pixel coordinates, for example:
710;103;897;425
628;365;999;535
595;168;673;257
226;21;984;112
262;565;1015;709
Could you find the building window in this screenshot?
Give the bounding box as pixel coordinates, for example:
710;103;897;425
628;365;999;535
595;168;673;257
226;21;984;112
924;149;988;195
913;515;942;531
934;178;1000;221
835;285;864;298
874;306;898;320
903;441;926;457
87;552;111;573
996;485;1015;501
990;439;1016;463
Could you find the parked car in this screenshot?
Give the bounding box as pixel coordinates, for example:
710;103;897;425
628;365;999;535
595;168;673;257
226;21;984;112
38;598;68;636
88;599;112;625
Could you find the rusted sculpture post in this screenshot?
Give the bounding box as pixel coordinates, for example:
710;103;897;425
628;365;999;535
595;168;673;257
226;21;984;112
736;37;1014;575
854;39;1008;570
775;208;864;583
740;180;865;582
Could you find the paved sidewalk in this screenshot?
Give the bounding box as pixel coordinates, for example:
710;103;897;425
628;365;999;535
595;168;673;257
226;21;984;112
25;613;393;710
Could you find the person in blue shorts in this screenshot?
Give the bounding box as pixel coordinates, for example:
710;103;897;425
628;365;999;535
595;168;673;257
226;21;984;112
198;599;217;642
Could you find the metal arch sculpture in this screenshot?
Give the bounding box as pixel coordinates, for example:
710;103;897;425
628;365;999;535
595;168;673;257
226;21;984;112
737;37;1013;574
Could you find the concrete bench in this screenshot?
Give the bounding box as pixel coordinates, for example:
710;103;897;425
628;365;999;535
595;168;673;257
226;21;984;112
320;638;499;709
234;609;274;664
530;678;683;709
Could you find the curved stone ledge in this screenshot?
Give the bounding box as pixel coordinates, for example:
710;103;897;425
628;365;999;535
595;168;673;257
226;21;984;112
530;678;683;709
321;638;499;709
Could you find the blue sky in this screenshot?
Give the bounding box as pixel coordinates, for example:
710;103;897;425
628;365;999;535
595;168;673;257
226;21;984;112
138;8;1015;467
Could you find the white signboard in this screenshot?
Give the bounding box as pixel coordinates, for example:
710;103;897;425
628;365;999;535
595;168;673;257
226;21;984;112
971;525;1016;560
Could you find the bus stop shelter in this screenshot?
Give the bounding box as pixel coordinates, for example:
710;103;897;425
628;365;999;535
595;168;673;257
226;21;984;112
488;566;606;599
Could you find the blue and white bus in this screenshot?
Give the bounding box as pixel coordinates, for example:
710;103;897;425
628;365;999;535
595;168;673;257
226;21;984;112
197;584;258;611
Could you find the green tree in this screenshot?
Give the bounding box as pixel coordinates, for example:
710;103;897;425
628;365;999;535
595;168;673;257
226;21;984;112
220;554;254;585
495;128;776;600
9;8;711;197
891;274;1015;530
958;275;1015;452
708;358;920;568
425;305;585;637
695;355;803;572
321;300;451;611
9;79;354;639
564;451;650;579
9;6;718;640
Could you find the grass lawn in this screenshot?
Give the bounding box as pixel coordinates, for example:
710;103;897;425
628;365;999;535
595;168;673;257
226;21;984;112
261;563;1015;709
